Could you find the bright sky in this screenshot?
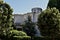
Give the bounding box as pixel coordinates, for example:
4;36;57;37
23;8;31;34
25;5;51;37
4;0;49;14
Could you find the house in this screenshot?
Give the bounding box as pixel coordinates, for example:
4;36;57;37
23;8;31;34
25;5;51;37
14;7;42;36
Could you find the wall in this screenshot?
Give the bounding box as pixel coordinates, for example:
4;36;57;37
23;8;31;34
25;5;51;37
14;14;24;24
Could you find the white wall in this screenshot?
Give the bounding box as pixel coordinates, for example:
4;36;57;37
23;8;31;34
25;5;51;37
14;15;24;24
14;12;40;24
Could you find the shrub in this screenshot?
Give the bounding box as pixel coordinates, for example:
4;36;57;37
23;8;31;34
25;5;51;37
2;30;28;40
32;36;49;40
23;16;36;37
12;36;60;40
7;30;27;37
37;7;60;40
32;36;60;40
12;36;31;40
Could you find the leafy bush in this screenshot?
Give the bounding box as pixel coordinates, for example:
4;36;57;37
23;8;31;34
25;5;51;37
32;36;45;40
13;36;31;40
47;0;60;11
1;30;28;40
12;36;60;40
37;7;59;37
7;30;27;37
23;16;36;37
32;36;60;40
0;1;13;40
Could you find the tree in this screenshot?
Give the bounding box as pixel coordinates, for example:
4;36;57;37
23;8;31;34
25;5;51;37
47;0;60;11
37;7;60;40
23;15;36;37
0;1;13;38
48;0;60;36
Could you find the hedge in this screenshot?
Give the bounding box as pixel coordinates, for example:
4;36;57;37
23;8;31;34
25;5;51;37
12;36;31;40
1;35;60;40
32;36;60;40
12;36;60;40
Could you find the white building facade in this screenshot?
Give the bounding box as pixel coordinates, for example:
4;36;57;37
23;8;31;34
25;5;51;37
14;8;42;25
14;8;42;36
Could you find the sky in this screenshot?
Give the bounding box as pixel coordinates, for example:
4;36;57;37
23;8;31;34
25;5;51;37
4;0;49;14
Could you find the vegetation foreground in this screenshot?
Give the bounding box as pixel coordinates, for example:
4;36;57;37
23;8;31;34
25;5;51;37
0;0;60;40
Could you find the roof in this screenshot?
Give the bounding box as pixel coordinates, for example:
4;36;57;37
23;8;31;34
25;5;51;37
32;7;42;10
13;12;33;16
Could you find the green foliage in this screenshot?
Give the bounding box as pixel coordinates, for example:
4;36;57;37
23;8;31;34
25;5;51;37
0;1;13;39
23;15;36;37
13;36;31;40
7;30;27;37
37;7;59;37
32;36;50;40
1;30;28;40
47;0;60;11
10;36;60;40
32;36;60;40
0;1;13;28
